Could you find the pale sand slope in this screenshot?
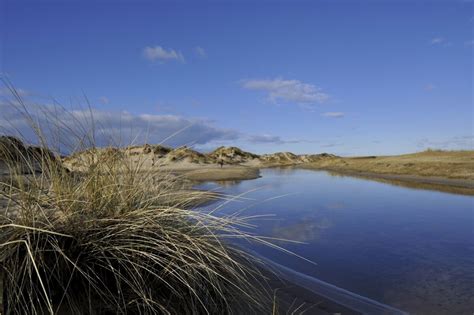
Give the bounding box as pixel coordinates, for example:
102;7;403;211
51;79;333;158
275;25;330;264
62;147;262;182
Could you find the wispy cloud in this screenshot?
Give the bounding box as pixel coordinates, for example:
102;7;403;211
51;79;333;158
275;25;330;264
465;39;474;46
241;78;329;104
194;46;207;58
320;142;342;148
143;46;185;63
0;102;239;151
430;37;452;47
430;37;445;45
248;134;284;144
247;134;318;145
247;134;299;145
322;112;344;118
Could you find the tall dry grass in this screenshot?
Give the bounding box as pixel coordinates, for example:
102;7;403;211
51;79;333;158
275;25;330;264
0;85;277;314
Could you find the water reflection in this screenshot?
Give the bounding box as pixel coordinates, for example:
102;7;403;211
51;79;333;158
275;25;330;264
213;179;243;187
271;216;333;243
325;170;474;196
265;166;298;175
196;168;474;315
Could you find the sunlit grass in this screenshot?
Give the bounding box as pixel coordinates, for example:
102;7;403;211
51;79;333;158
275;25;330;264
0;85;278;314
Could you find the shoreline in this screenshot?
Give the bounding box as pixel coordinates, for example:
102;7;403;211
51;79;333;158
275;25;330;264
166;163;474;195
299;166;474;196
60;143;473;195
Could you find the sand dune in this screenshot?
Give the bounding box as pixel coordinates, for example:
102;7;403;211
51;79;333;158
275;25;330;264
2;137;472;192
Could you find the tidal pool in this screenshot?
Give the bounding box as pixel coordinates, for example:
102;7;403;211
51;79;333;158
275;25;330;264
196;168;474;315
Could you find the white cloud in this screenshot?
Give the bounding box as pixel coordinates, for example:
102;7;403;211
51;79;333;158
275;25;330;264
248;134;285;144
465;39;474;46
247;134;317;145
322;112;345;118
248;134;296;144
1;98;323;153
98;96;109;105
241;78;329;104
430;37;445;45
430;37;452;47
143;46;185;63
0;102;238;152
195;46;207;58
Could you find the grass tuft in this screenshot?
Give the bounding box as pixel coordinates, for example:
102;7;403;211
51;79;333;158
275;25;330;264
0;86;274;314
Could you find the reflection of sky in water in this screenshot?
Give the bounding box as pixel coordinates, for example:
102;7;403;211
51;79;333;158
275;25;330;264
196;168;474;315
271;216;332;243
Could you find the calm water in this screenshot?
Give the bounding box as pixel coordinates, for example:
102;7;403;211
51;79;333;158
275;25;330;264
196;168;474;315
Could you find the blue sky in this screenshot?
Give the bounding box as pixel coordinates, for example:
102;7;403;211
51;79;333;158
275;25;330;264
1;0;472;155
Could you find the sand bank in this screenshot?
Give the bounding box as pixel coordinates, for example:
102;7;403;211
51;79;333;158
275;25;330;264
165;164;260;182
300;167;474;195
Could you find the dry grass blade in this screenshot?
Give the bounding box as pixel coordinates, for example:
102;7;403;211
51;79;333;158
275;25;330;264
0;87;283;314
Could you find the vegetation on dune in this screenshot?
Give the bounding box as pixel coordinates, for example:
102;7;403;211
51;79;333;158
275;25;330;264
0;89;279;314
0;138;277;315
305;150;474;180
64;142;340;172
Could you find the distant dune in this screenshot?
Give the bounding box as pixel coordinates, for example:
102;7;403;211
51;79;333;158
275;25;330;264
303;150;474;180
62;144;338;171
2;137;472;193
302;150;474;195
61;143;474;194
0;136;63;175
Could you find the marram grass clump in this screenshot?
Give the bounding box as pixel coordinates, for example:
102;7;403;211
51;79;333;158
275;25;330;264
0;136;272;314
